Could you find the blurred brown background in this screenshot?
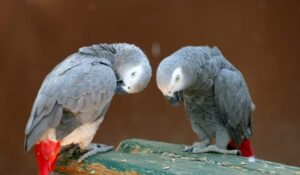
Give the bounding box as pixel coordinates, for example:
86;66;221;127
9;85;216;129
1;0;300;174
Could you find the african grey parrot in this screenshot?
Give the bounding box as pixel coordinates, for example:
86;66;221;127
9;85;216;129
156;46;255;161
24;43;152;175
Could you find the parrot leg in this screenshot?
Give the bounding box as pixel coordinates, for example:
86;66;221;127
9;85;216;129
192;144;239;155
59;143;82;160
60;143;79;153
77;143;114;162
185;122;211;152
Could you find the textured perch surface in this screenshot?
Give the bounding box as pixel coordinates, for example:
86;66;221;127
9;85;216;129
55;139;300;175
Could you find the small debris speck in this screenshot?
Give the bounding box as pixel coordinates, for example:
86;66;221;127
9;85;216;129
221;162;231;166
275;166;284;169
231;166;244;170
258;168;265;173
240;161;247;165
162;166;170;170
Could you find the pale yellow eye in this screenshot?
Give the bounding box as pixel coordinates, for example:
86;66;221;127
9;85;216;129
175;75;180;82
131;72;136;77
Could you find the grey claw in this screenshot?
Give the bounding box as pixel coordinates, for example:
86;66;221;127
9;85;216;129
183;145;193;152
99;145;114;151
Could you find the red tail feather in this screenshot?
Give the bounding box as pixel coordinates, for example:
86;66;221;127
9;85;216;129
239;139;253;157
35;139;61;175
227;139;254;157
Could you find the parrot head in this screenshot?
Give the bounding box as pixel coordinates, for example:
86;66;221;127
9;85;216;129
114;44;152;94
157;67;184;106
156;55;196;106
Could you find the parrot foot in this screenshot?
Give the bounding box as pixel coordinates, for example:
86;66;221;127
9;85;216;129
192;144;239;155
77;143;114;162
183;140;210;152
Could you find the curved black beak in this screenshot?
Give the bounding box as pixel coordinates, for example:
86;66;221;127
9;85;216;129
115;80;128;95
164;91;183;106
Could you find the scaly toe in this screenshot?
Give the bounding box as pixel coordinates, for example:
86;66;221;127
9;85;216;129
77;143;114;162
192;146;209;153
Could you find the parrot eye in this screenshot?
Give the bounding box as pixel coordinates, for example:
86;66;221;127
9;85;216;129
131;72;136;77
175;75;180;82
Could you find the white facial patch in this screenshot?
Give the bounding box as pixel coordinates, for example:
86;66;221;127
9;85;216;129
162;67;184;96
123;65;143;92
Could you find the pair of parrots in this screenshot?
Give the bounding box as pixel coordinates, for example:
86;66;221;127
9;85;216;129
24;43;255;175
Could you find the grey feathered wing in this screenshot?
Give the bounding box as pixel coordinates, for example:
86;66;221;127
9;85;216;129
24;54;116;152
214;68;253;145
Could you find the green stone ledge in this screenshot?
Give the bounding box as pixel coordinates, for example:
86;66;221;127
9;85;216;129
54;138;300;175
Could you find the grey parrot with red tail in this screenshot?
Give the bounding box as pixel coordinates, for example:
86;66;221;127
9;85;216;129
24;43;152;175
156;46;255;162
